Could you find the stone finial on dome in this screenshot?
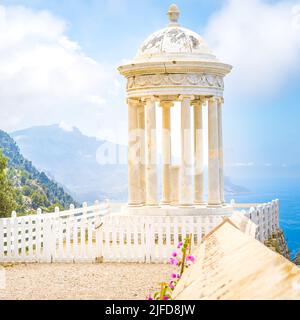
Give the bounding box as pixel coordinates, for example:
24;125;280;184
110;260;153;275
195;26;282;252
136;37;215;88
167;4;180;26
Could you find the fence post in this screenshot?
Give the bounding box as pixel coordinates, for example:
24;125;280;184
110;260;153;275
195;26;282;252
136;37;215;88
36;208;42;261
145;217;151;263
55;207;60;217
83;202;88;215
69;204;75;219
249;207;255;220
43;218;52;263
12;213;18;259
0;219;3;260
94;200;101;219
96;217;104;262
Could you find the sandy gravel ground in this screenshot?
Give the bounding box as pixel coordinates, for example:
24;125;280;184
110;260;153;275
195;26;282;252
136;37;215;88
0;263;172;300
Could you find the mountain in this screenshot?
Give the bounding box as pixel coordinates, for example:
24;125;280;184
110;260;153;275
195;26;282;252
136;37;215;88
0;130;77;215
12;125;128;203
11;124;248;203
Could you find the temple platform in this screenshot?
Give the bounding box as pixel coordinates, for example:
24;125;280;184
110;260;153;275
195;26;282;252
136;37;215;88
121;204;234;216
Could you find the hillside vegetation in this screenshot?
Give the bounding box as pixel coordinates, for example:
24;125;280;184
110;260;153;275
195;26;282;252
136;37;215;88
0;130;77;217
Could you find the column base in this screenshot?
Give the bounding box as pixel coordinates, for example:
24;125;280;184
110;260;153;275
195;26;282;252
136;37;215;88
179;204;195;208
128;203;143;208
145;204;160;208
161;201;171;206
207;204;223;208
194;201;207;206
122;204;234;216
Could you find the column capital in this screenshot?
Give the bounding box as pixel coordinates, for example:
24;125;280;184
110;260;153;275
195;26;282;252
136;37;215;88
179;95;195;101
127;98;141;106
207;96;218;103
160;101;174;108
191;97;205;107
208;96;224;104
141;95;157;103
217;97;225;105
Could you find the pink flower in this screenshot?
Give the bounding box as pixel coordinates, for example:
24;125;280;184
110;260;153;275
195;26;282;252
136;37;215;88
177;274;181;279
163;296;170;300
172;251;178;258
170;273;177;279
168;257;179;266
177;242;183;249
186;255;196;263
147;294;154;301
169;281;175;290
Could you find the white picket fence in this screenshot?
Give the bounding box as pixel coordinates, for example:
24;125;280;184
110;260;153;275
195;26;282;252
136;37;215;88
99;214;225;263
0;200;280;264
232;199;280;242
99;200;280;263
0;201;110;263
246;200;279;242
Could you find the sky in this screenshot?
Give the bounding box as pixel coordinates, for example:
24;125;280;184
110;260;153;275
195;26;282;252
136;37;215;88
0;0;300;180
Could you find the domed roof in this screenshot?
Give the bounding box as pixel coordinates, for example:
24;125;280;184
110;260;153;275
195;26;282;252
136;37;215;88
133;4;217;63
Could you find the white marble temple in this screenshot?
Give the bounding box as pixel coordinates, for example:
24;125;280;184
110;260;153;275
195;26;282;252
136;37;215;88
118;4;232;215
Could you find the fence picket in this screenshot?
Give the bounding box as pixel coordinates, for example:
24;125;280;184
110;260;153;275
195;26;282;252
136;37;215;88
145;217;151;263
174;217;179;247
87;218;93;260
111;217;118;261
28;217;34;259
95;221;102;260
20;218;26;259
80;217;86;261
157;217;163;261
41;218;50;263
104;217;110;261
58;219;64;260
165;216;171;260
126;216;132;262
73;219;79;261
36;216;42;261
6;219;11;259
0;220;3;259
12;217;19;259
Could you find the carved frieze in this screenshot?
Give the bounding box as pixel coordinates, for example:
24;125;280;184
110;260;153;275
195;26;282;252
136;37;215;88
127;73;224;91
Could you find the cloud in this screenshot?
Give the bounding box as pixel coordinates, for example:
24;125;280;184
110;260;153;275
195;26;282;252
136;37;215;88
204;0;300;98
0;5;120;136
87;96;107;106
264;163;272;167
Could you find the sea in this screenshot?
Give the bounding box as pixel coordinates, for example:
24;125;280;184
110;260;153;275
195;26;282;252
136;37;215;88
228;178;300;258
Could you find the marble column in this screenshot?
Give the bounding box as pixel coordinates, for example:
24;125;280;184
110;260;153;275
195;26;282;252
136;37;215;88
170;165;180;206
144;97;158;206
179;95;194;207
127;98;141;206
160;101;174;204
193;98;205;204
137;102;146;205
208;97;221;206
218;98;225;204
